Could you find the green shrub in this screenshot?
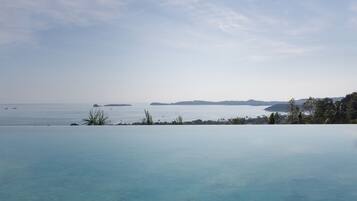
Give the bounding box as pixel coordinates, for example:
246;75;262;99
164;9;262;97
143;110;153;125
83;109;108;125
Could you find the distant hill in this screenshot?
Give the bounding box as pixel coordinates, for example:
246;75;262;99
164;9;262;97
264;104;299;112
150;100;286;106
264;97;343;112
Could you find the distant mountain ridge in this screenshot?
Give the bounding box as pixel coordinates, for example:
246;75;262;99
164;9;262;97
151;97;344;112
151;100;286;106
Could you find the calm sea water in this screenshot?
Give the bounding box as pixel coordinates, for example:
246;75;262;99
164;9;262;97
0;126;357;201
0;104;271;126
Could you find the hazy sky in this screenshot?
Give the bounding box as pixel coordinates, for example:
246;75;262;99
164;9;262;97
1;0;356;103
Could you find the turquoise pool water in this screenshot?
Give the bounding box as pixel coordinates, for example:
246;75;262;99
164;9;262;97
0;126;357;201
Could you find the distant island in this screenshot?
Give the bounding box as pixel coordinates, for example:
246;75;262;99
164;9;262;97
93;104;132;107
151;100;285;106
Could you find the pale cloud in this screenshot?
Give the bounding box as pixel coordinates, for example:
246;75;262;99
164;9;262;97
160;0;330;37
350;17;357;27
0;0;125;45
241;39;320;62
0;0;326;59
350;2;357;12
285;19;328;36
349;2;357;29
158;0;320;60
153;24;319;63
160;0;253;33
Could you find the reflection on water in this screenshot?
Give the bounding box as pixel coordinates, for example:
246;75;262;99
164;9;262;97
0;126;357;201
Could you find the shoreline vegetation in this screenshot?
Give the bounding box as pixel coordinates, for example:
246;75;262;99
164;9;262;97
75;92;357;126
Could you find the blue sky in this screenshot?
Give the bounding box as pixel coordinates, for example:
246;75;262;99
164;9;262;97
0;0;356;103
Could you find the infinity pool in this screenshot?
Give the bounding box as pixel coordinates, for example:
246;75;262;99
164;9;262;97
0;126;357;201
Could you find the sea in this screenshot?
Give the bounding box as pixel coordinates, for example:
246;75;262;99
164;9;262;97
0;103;272;126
